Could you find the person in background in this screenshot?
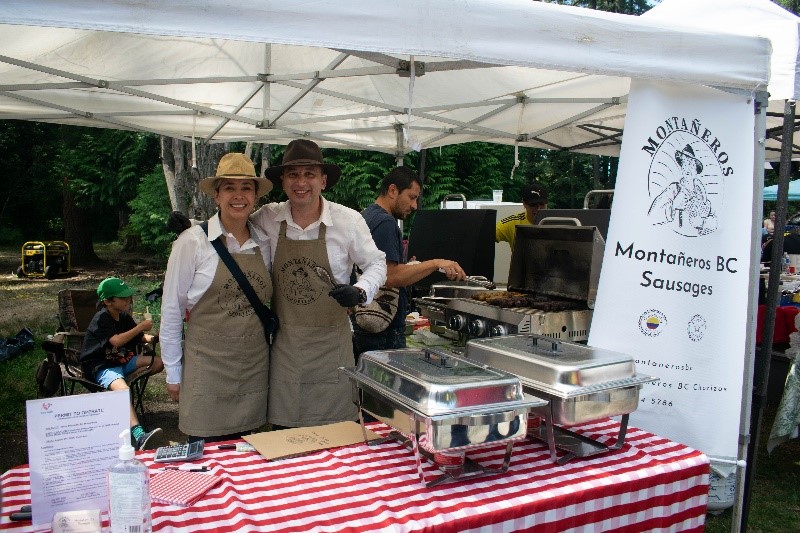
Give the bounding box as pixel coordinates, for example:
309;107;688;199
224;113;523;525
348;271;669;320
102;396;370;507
256;139;386;429
80;277;164;450
354;166;466;354
160;153;273;442
764;210;776;236
496;183;548;249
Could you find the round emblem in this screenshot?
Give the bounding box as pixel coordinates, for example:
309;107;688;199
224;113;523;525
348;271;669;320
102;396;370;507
638;309;667;337
687;314;707;342
277;258;325;305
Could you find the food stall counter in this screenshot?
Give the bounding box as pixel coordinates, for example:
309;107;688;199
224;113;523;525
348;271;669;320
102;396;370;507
1;420;709;532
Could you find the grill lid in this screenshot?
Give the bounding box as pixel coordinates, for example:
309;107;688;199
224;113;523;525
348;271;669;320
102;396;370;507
465;335;658;398
508;224;605;307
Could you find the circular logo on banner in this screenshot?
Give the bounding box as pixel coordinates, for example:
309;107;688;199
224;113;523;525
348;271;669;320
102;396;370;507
277;257;324;305
638;309;667;337
687;314;707;342
646;131;723;237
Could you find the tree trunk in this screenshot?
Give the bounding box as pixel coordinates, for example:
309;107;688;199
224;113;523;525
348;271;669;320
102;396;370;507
160;136;224;219
62;177;100;266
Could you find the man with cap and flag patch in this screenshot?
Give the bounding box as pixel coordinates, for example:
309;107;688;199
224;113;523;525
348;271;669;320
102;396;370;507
496;182;549;249
254;139;386;429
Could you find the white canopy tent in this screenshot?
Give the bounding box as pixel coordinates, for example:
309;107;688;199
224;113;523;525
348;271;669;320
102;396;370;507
0;0;771;159
0;2;779;531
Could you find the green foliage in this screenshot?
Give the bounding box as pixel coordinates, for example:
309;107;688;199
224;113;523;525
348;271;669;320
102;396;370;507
128;166;175;256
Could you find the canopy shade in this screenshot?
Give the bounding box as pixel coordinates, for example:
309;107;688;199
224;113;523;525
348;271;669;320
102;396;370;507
0;0;771;157
646;0;800;163
764;179;800;201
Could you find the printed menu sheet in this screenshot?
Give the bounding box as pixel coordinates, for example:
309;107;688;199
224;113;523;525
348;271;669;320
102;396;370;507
26;389;129;531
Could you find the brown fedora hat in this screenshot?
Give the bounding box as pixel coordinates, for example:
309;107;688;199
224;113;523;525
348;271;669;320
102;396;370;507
200;153;272;197
264;139;341;189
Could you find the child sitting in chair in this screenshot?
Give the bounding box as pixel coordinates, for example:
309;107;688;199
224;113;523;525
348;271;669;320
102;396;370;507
80;277;165;450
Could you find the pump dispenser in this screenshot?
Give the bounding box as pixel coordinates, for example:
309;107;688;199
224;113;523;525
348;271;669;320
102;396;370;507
108;429;151;533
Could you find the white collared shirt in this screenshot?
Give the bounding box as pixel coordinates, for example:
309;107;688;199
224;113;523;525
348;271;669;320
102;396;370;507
159;213;270;384
252;197;387;300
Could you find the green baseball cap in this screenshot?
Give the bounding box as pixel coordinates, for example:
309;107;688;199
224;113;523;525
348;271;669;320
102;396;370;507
97;277;137;300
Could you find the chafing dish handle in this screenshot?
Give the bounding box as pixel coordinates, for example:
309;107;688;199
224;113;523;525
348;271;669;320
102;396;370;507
531;335;562;354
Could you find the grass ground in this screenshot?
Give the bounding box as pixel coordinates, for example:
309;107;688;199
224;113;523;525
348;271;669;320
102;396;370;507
0;244;798;531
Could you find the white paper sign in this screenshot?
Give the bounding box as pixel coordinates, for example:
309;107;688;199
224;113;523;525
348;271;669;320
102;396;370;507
589;79;755;462
26;390;129;531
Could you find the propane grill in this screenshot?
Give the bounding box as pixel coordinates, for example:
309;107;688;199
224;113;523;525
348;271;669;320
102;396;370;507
416;221;604;342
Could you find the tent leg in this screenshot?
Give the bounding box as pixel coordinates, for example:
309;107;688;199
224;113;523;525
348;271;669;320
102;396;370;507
737;98;796;532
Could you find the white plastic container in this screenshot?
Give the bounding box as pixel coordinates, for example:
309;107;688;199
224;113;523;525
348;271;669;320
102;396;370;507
706;460;736;515
108;430;152;533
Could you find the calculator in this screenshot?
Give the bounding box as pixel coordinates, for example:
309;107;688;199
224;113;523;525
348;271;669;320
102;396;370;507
153;440;205;463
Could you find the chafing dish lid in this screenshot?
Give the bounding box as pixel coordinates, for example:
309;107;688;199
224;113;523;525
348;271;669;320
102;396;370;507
465;335;655;397
345;348;544;416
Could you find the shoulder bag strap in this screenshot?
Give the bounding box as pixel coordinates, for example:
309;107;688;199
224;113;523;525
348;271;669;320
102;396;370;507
201;222;278;344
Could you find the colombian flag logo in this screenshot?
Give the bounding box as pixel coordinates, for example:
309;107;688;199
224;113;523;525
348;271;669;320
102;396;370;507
639;309;667;337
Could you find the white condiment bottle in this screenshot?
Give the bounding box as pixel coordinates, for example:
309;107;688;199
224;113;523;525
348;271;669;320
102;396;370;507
108;429;152;533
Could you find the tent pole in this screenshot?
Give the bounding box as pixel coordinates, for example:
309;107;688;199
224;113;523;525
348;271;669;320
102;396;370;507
737;98;796;531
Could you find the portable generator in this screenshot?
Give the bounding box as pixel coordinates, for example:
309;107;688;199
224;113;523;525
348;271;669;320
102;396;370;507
15;241;71;279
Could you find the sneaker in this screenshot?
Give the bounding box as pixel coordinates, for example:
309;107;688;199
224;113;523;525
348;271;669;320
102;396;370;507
135;427;163;451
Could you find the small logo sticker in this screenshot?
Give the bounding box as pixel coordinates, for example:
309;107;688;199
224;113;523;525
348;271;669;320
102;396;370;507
639;309;667;337
687;314;707;342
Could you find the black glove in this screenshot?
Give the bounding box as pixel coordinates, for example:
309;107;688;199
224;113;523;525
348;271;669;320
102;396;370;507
328;284;363;307
167;211;192;236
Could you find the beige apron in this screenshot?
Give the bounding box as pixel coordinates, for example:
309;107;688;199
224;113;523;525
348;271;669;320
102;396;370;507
180;248;272;437
269;221;356;427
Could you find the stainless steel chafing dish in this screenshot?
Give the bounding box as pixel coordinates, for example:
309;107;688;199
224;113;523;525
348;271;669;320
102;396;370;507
340;348;546;486
465;334;658;464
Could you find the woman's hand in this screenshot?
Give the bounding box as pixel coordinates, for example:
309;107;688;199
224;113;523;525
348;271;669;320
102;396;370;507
167;383;181;402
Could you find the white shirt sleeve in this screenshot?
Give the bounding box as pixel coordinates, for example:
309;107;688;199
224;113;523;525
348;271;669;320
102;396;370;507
159;229;199;384
348;209;387;303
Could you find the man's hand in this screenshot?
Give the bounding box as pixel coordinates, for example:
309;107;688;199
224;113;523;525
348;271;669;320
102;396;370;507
167;211;192;236
437;259;467;281
328;284;363;307
167;383;180;402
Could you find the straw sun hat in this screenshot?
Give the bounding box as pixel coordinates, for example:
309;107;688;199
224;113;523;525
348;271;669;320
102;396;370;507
200;153;272;197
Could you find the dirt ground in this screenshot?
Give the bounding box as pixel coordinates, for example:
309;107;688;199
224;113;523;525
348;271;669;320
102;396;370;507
0;245;186;472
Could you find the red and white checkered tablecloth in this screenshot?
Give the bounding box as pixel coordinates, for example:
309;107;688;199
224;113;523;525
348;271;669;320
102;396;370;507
1;419;709;532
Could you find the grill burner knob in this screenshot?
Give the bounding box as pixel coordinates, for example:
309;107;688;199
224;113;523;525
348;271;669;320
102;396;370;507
490;324;507;337
469;318;487;337
448;314;467;331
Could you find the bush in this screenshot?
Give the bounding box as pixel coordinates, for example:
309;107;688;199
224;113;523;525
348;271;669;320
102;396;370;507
127;166;174;256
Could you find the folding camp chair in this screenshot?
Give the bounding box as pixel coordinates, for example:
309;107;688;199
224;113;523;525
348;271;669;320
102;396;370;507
42;288;159;419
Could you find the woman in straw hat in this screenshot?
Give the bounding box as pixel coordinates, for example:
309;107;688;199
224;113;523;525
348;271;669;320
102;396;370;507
160;153;274;441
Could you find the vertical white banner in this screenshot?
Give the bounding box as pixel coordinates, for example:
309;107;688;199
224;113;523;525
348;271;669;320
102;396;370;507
589;80;755;461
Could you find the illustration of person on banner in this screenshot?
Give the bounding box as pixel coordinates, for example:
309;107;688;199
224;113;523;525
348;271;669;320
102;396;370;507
647;144;717;236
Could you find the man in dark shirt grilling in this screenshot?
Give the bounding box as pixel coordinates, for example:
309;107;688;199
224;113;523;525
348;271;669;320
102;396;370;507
354;166;466;355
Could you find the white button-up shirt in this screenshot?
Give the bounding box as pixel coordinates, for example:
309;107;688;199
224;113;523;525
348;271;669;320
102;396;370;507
159;214;270;384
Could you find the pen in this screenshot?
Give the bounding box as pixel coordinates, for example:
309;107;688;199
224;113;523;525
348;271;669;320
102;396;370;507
164;466;208;472
217;444;236;449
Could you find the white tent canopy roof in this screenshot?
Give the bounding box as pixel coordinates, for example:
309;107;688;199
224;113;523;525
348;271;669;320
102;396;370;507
646;0;800;162
0;0;771;157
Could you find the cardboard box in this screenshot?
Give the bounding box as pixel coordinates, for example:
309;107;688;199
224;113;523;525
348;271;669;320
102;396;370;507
244;421;381;461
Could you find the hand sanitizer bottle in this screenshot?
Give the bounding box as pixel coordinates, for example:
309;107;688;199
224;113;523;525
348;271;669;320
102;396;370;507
108;429;151;533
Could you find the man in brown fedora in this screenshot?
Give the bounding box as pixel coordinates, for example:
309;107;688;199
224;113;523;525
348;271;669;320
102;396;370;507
254;139;386;429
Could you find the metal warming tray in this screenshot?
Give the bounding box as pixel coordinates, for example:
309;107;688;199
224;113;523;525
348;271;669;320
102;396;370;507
465;334;658;463
341;348;546;486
